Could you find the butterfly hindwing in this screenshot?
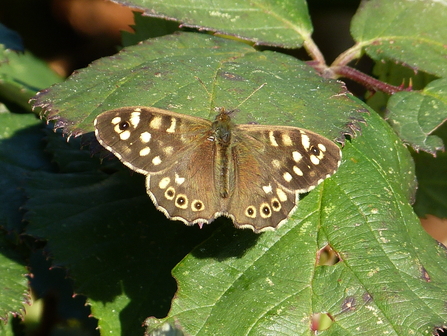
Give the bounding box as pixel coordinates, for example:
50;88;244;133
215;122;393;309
146;138;223;225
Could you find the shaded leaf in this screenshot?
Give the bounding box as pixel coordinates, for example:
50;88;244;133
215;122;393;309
121;12;180;47
113;0;312;48
0;111;51;232
24;167;223;335
351;0;447;77
0;45;62;110
387;78;447;154
413;150;447;219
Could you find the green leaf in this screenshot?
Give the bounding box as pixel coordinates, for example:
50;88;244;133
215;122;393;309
33;32;362;141
0;45;62;111
145;112;447;335
0;230;29;322
112;0;312;48
351;0;447;77
386;78;447;154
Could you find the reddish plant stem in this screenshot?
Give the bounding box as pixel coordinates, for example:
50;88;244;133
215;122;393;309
331;65;411;95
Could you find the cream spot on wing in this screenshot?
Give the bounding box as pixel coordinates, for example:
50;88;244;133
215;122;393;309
130;111;141;127
301;133;310;150
310;155;320;165
282;133;293;146
166;118;177;133
293;166;303;176
269;131;279;147
139;147;150;157
111;117;121;125
262;184;273;194
140;132;151;143
292;151;302;162
150;116;162;129
318;143;327;152
163;146;174;156
272;159;281;169
276;188;288;202
175;173;185;185
159;177;171;189
283;172;293;182
119;130;131;140
152;156;162;166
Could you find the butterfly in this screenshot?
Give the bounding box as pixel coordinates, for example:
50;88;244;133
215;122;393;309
94;106;341;233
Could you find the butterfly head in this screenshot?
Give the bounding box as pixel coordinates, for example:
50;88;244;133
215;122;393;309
210;108;236;144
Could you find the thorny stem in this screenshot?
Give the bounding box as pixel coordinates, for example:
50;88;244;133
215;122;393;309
332;65;411;94
304;39;411;94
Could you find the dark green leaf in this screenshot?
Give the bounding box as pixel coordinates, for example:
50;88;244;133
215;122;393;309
121;12;180;47
351;0;447;77
413;150;447;219
113;0;312;48
0;111;51;232
24;168;222;335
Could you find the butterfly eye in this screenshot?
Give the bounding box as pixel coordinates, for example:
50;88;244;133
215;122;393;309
310;146;320;156
119;121;130;130
245;206;256;218
192;200;204;211
261;204;271;217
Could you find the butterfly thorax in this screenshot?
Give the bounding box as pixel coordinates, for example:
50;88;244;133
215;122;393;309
211;111;235;199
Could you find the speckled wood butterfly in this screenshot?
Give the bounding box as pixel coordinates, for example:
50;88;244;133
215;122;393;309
94;106;341;233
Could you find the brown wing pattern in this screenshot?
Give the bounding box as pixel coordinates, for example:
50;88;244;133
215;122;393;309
227;125;341;232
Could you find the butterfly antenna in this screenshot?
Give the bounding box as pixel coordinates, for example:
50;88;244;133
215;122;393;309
195;76;266;112
195;76;211;95
233;83;267;110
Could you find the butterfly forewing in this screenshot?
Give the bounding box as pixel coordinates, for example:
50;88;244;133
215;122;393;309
94;107;212;175
236;125;342;192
